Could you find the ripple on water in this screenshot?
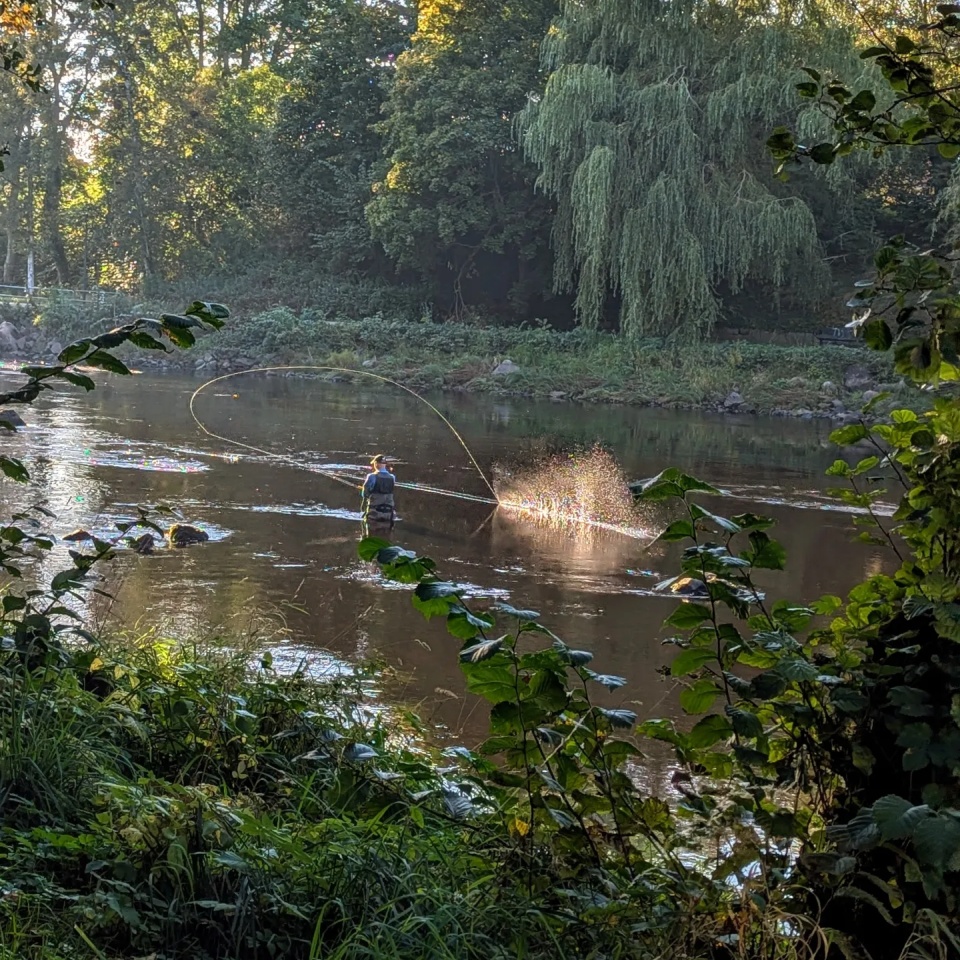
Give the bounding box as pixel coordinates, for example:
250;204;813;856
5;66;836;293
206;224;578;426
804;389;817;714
335;564;512;601
70;447;209;474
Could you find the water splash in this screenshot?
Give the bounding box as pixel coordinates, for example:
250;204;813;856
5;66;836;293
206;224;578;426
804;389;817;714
494;444;654;539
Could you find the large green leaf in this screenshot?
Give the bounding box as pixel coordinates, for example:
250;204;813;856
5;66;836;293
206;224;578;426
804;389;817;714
459;637;504;663
58;341;90;365
744;532;786;570
462;658;517;704
665;603;712;630
83;350;131;376
357;536;391;561
658;519;695;542
413;580;460;618
690;503;741;533
680;679;722;714
670;647;716;677
186;300;230;328
726;706;763;738
494;602;540;621
446;604;494;640
0;456;29;483
871;795;931;841
685;714;733;748
598;707;637;729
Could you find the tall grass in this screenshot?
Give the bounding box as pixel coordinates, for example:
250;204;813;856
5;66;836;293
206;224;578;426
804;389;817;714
0;634;664;960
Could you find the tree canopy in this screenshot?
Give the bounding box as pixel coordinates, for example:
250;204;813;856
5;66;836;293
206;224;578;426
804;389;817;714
0;0;949;331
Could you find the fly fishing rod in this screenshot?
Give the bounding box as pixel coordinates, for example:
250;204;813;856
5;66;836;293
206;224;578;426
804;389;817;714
189;365;500;505
189;365;658;543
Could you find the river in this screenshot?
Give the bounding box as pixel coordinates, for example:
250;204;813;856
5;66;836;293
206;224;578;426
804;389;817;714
0;370;893;759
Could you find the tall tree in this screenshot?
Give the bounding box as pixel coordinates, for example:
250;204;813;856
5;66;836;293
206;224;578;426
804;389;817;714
516;0;890;338
270;0;413;271
367;0;559;320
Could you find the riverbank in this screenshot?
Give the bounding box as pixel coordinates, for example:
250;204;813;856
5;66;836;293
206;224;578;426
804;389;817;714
15;304;913;419
0;624;742;960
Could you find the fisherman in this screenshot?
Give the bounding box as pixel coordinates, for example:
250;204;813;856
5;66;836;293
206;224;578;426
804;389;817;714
361;454;396;532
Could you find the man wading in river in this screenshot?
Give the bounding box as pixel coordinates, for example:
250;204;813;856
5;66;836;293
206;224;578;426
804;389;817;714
361;455;396;534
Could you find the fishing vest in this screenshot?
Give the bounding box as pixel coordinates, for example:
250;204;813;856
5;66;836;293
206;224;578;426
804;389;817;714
366;472;395;512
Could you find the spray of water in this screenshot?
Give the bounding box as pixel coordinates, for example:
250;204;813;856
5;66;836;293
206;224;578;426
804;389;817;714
493;444;653;539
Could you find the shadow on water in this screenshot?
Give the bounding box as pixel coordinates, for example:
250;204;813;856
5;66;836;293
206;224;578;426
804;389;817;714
0;372;894;743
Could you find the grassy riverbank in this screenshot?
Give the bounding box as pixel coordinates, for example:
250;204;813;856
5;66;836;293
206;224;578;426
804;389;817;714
0;624;727;960
27;302;908;417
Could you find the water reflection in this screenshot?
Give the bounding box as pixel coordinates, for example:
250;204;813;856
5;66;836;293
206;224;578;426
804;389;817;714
0;373;896;741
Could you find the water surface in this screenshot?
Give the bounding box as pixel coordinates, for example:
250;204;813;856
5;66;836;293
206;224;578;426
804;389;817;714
0;371;893;760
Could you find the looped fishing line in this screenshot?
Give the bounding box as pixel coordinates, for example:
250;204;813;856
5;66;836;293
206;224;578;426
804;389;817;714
189;366;501;505
188;365;659;546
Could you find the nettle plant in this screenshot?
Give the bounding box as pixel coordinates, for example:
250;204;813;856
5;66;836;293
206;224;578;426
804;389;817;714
358;535;834;955
636;447;960;956
0;301;228;666
361;399;960;954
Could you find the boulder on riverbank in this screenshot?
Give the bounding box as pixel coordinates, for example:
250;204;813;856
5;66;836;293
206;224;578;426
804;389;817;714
843;363;873;391
492;359;521;376
0;321;19;355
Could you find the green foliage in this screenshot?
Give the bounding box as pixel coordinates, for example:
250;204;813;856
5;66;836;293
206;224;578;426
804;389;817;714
627;413;960;952
0;299;227;732
270;1;413;273
0;636;531;960
768;13;960;384
516;0;892;338
358;536;841;958
366;0;557;320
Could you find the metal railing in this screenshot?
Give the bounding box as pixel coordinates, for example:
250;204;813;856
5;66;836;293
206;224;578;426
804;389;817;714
0;284;125;313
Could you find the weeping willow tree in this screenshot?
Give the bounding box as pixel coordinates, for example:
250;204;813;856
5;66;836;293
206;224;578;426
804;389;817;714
517;0;884;338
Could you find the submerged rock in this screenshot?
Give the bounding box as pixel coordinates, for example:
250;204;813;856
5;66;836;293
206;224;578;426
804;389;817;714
62;529;93;543
130;533;156;554
167;523;209;547
0;409;26;429
671;577;709;598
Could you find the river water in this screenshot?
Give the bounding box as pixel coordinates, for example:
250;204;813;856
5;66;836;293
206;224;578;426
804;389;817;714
0;370;893;760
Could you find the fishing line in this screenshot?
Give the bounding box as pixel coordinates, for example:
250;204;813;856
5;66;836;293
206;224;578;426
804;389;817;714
189;366;500;504
188;365;658;546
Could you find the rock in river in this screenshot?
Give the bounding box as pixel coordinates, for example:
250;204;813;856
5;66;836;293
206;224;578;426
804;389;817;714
167;523;209;547
0;409;26;429
130;533;156;554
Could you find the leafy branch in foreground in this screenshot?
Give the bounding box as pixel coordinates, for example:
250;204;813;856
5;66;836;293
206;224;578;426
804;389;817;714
0;300;228;668
632;413;960;957
767;12;960;388
358;535;831;957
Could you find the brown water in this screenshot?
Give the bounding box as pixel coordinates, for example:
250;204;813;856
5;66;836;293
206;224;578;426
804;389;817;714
0;370;894;761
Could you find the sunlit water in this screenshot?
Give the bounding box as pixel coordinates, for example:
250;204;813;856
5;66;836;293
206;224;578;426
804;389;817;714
0;370;896;781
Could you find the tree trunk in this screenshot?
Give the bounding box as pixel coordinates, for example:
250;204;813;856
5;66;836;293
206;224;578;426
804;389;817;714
116;52;158;283
3;135;23;284
196;0;205;67
239;0;253;70
42;76;71;286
